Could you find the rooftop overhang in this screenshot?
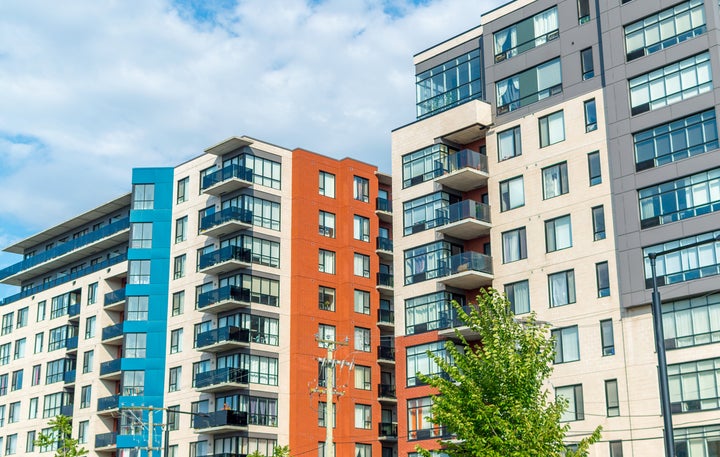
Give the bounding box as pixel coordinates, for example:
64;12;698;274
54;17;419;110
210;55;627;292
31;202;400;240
204;137;254;156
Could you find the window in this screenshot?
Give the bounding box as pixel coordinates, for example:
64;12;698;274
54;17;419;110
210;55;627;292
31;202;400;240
500;176;525;211
128;260;151;284
37;300;46;321
354;290;371;315
123;370;145;396
319;171;335;198
592;206;606;241
585;151;602;186
82;350;93;373
354;404;372;429
539;111;565;147
416;49;482;118
634;109;717;171
167;406;180;430
549;270;576;307
77;421;88;444
26;431;36;452
80;385;91;408
505;280;530;314
577;0;590;23
319;250;336;274
318;324;336;348
405;291;464;335
662;293;720;349
668;357;720;412
13;338;25;359
675;425;720;456
220;194;281;231
5;434;16;455
318;211;335;237
552;326;580;363
34;333;43;353
404;240;460;284
556;384;584;421
605;379;620;417
629;53;712;115
11;370;22;391
498;126;522;160
355;444;372;457
354;253;370;278
496;58;562;113
609;441;624;457
403;192;457;235
31;365;41;386
130;222;152;249
584;99;597;132
354;327;371;352
84;316;96;339
172;291;184;316
0;343;9;365
402;144;453;188
127;296;149;320
8;402;19;423
638;167;720;228
29;397;38;419
624;0;706;61
16;307;28;328
168;367;181;392
124;333;147;358
596;262;610;297
353;215;370;242
580;47;594;79
545;215;572;252
599;319;615;358
643;231;720;286
43;392;64;417
45;359;65;384
176;177;189;204
175;216;188;243
354;365;371;390
132;183;155;210
1;313;13;335
502;227;527;263
319;286;335;311
173;254;186;279
407;397;442;440
354;176;369;202
407;341;449;386
318;402;336;427
170;329;183;353
493;7;558;62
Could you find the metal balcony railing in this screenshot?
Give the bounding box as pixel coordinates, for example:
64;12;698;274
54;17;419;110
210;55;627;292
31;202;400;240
104;289;126;306
377;309;394;324
201;164;253;191
192;410;248;429
376;237;393;252
197;286;251;310
198;245;252;270
196;326;251;348
194;367;249;389
200;207;252;232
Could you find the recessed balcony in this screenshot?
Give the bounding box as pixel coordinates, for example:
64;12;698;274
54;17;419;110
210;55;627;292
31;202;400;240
377;309;394;329
379;422;398;441
97;395;120;416
434;149;489;192
376;197;392;222
197;285;252;314
101;322;125;345
193;410;248;434
438;251;493;289
104;289;126;311
377;273;394;294
196;326;250;353
99;358;125;380
378;383;397;403
68;303;81;321
437;305;481;340
65;336;79;353
377;345;395;365
95;432;117;452
376;237;393;260
436;200;491;240
194;367;249;393
198;246;252;275
64;369;76;385
200;207;252;238
201;164;253;196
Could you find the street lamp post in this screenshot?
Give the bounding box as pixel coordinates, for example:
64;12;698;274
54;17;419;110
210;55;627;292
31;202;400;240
646;234;720;457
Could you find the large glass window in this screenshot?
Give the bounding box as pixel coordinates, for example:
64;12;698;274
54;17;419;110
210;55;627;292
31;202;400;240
500;176;525;211
223;154;282;189
354;404;372;429
123;371;145;396
639;167;720;228
126;296;149;321
498;126;522;160
402;144;452;188
408;397;443;440
176;177;189;204
128;260;151;285
634;109;717;171
416;49;482;119
175;217;187;244
493;7;558;61
222;195;280;231
496;58;562;113
319;250;335;274
663;293;720;349
605;379;620;417
319;286;335;311
354;290;370;315
353;176;369;202
353;215;370;241
674;425;720;456
505;280;530;314
405;291;464;335
354;253;370;278
124;333;147;358
404;241;460;284
318;211;335;238
552;326;580;363
556;384;584;421
354;327;371;352
668;357;720;413
625;0;706;61
130;222;152;249
132;184;155;210
406;341;449;386
539;111;565;147
581;47;594;80
403;192;457;235
502;227;527;263
629;53;712;115
549;270;576;307
319;171;335;198
542;162;568;199
643;231;720;286
545;215;572;252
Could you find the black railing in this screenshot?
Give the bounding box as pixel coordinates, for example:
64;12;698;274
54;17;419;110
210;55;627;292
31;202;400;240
377;273;394;288
193;410;248;429
201;164;253;190
376;197;392;212
379;422;398;437
376;237;393;252
194;368;249;389
197;286;251;309
379;383;396;398
200;207;253;232
199;246;252;270
378;309;394;324
378;345;395;361
100;358;121;376
196;326;250;348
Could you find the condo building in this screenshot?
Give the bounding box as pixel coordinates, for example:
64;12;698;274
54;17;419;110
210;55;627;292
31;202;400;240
0;137;395;457
391;0;720;456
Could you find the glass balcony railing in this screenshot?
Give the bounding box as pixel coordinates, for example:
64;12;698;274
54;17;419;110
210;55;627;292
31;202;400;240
102;323;124;341
198;246;252;271
0;217;130;281
100;358;122;376
438;200;491;226
104;289;126;307
379;422;398;438
60;404;74;417
97;395;120;411
376;237;393;252
378;309;394;324
378;383;396;398
196;326;251;348
377;273;394;288
192;410;248;429
200;207;252;233
197;286;251;310
376;197;392;213
201;164;253;191
65;336;78;350
444;251;493;276
437;149;488;176
378;345;395;361
67;303;81;318
64;370;76;384
95;431;118;448
194;367;249;389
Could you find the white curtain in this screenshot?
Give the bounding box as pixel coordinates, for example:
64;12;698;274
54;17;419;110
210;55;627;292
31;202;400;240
551;274;568;306
534;8;558;45
562;327;579;360
503;231;519;262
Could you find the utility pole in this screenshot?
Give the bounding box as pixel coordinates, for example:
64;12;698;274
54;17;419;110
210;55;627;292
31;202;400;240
148;406;154;457
312;335;348;457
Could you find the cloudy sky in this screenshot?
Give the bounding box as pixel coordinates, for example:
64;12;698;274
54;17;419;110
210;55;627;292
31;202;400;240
0;0;504;298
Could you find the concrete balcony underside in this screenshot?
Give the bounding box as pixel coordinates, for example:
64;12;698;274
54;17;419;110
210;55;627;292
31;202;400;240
437;218;491;240
198;258;251;276
202;177;252;197
439;270;493;289
435;167;489;192
200;220;252;239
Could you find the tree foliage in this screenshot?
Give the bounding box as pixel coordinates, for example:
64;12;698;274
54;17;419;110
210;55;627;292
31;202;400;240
34;415;88;457
248;445;290;457
417;288;601;457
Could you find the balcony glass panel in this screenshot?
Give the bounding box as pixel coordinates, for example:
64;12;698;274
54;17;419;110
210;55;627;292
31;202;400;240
196;326;250;348
200;207;253;232
199;246;252;270
194;367;249;388
201;164;253;191
197;286;251;310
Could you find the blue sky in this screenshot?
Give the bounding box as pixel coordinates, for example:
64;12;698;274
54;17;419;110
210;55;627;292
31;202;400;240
0;0;505;299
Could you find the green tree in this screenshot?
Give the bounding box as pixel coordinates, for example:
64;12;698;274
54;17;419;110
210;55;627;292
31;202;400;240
417;288;601;457
248;445;290;457
34;415;88;457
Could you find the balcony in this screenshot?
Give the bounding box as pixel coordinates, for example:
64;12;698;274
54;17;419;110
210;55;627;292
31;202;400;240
376;197;392;222
198;286;252;314
68;303;81;320
64;369;76;385
434;149;489;191
377;309;394;329
65;336;78;352
438;306;481;340
0;217;131;286
199;455;248;457
377;273;394;294
196;326;250;353
99;358;123;380
60;404;74;417
194;367;249;393
95;432;117;451
198;245;252;275
104;289;126;311
378;383;397;402
201;164;253;196
436;200;491;240
376;237;393;260
438;252;493;289
193;410;248;433
97;395;120;415
379;422;398;441
200;207;252;238
101;322;125;345
377;345;395;365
